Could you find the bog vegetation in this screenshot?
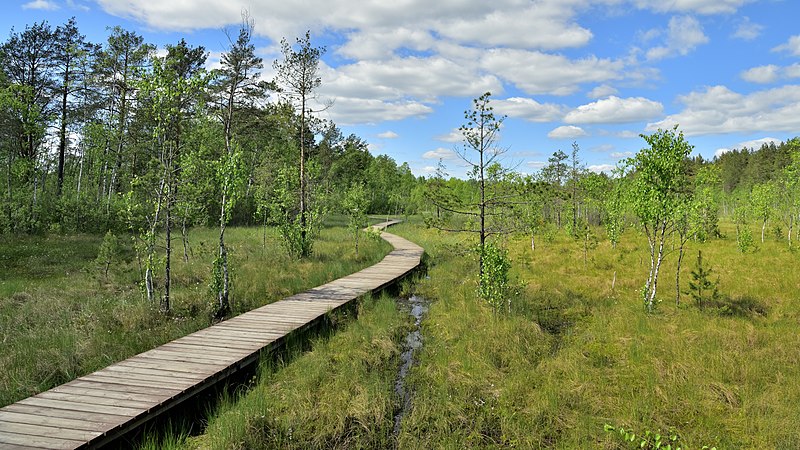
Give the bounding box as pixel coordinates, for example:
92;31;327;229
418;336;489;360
1;16;800;449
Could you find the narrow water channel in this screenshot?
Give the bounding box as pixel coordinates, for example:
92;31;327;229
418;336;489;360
393;294;428;437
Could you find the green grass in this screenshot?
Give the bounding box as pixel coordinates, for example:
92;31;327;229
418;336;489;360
143;294;410;450
0;225;391;407
386;218;800;448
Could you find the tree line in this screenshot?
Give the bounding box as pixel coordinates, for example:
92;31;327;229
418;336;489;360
0;17;419;315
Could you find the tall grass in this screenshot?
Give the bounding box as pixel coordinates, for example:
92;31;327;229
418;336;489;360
388;219;800;448
0;224;391;407
148;294;410;450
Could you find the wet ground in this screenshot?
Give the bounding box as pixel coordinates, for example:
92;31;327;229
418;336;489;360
393;294;429;436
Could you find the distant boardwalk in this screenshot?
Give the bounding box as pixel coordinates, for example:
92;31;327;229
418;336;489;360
0;220;423;449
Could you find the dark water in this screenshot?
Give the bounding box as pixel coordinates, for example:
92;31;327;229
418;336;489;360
393;294;428;436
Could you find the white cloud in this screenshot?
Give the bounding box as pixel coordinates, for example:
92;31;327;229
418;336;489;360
734;137;781;150
435;2;593;50
632;0;750;15
610;151;634;158
714;137;781;158
22;0;58;10
419;165;437;175
646;85;800;136
482;49;625;95
732;16;762;40
714;148;731;158
322;56;502;103
493;97;566;122
565;96;663;124
323;97;432;125
589;164;616;174
617;130;640;138
646;15;709;61
527;161;547;169
377;131;399;139
548;125;588;139
773;35;800;57
65;0;91;11
587;84;618;99
786;64;800;79
435;129;464;143
422;147;458;160
741;65;780;84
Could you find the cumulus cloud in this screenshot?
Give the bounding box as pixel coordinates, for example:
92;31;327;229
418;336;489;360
493;97;566;122
589;164;616;174
632;0;749;14
422;147;458;160
773;35;800;57
714;138;781;158
527;161;547;170
646;15;709;60
322;97;432;125
435;129;464;143
587;84;618;99
482;49;624;95
786;64;800;79
741;65;780;84
548;125;588;139
610;151;634;158
22;0;58;10
646;85;800;136
564;96;663;124
732;16;763;40
377;131;399;139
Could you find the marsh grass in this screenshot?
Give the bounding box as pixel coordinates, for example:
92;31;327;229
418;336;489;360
387;219;800;448
0;224;391;407
153;294;411;450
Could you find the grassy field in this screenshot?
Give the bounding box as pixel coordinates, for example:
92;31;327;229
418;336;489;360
173;218;800;449
391;219;800;449
0;222;391;407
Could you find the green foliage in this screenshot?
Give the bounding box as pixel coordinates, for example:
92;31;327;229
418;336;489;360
269;164;325;259
95;230;120;280
603;424;697;450
626;126;693;312
733;206;754;253
687;250;720;309
478;242;512;314
341;182;370;256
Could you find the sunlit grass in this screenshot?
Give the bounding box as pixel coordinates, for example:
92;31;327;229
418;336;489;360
0;224;391;407
158;294;410;450
388;219;800;448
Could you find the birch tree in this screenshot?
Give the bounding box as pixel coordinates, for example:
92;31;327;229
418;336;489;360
627;126;692;312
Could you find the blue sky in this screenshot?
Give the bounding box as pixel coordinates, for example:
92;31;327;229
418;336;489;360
4;0;800;177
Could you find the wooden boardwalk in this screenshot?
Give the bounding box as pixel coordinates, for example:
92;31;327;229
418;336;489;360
0;220;423;449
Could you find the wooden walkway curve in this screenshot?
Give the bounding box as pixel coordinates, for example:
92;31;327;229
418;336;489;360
0;220;423;449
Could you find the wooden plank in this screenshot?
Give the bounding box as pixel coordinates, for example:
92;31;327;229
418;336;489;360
102;364;207;382
36;391;156;410
114;358;235;375
0;410;111;432
90;369;200;387
159;341;257;356
3;403;131;425
66;378;179;397
0;421;102;442
167;336;264;352
18;397;142;418
51;384;170;404
0;430;85;450
80;373;193;391
137;347;241;364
